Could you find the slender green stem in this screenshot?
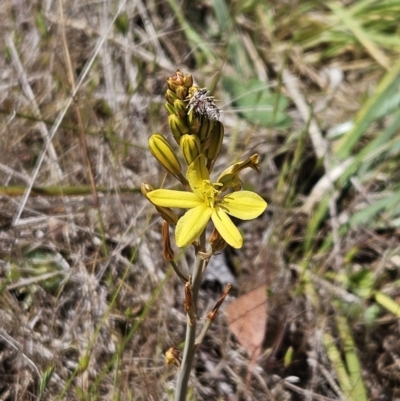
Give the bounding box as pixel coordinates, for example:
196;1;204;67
195;282;231;347
195;318;212;348
170;260;189;284
0;185;140;197
174;233;206;401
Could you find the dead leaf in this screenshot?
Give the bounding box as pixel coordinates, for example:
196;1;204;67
224;286;268;362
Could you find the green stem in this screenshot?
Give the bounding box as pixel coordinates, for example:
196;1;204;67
170;260;189;284
195;318;212;348
174;233;206;401
0;185;140;197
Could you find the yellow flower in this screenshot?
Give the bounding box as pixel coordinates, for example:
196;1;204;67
147;155;267;249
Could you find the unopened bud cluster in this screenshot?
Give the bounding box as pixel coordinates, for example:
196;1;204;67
149;70;223;179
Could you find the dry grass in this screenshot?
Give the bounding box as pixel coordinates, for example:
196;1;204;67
1;0;400;400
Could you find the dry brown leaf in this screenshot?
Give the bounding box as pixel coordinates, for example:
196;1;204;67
224;286;268;362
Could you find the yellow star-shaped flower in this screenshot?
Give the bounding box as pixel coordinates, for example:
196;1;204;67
147;155;267;249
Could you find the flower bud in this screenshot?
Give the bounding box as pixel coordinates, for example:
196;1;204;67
198;117;214;144
165;89;180;105
173;99;188;119
176;85;188;100
156;206;179;226
180;134;201;165
165;347;181;366
164;102;175;116
141;182;154;195
148;133;182;176
216;154;260;192
183;74;193;88
204;121;224;161
187;110;201;135
187;85;200;99
167;70;185;91
216;172;241;191
162;221;175;261
168;114;189;142
190;154;210;180
207;283;231;322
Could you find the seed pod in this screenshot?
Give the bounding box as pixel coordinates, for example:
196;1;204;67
148;133;182;176
180;134;201;165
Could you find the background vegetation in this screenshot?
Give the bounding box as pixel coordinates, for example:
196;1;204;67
1;0;400;399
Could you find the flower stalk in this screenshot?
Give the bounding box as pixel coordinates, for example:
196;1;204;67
142;70;267;400
175;232;207;401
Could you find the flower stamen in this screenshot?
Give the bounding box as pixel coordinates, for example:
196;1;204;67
198;180;218;208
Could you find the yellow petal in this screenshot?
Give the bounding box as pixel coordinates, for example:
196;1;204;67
217;154;260;180
222;191;267;220
211;209;243;249
216;154;260;191
175;205;212;247
186;155;210;199
147;189;202;208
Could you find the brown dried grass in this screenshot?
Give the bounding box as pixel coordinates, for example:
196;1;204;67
1;1;400;400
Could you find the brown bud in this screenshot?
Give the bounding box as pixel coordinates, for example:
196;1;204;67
207;283;232;322
167;70;185;91
184;277;196;326
209;227;227;253
156;206;179;226
162;221;175;261
165;347;181;366
141;182;154;196
183;74;193;88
